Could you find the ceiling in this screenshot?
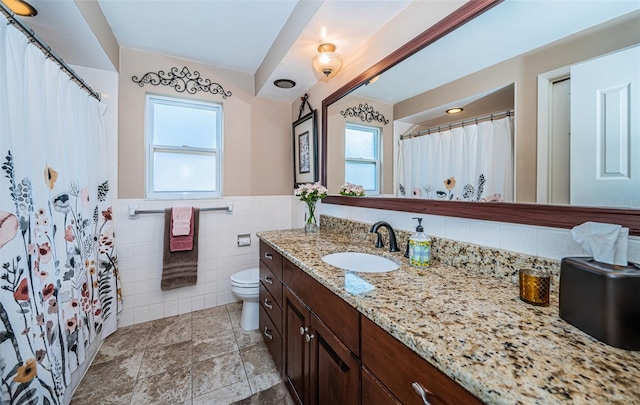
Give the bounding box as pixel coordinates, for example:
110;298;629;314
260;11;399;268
355;0;640;108
12;0;413;102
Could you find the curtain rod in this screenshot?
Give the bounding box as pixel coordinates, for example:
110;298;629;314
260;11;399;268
0;4;101;101
400;109;514;140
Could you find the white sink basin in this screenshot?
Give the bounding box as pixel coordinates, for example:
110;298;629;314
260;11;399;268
321;252;399;273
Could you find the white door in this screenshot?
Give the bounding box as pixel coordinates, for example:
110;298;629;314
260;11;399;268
570;45;640;208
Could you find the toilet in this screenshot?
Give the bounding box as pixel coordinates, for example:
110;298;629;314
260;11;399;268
230;268;260;331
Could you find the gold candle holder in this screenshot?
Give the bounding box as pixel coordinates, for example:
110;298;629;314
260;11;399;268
519;268;550;306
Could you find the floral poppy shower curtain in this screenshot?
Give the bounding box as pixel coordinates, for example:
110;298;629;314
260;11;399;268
397;116;514;202
0;14;121;405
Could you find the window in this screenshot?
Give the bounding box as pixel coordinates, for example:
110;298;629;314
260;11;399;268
345;123;380;194
146;95;222;199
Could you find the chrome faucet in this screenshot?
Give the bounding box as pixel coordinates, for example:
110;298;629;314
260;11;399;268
370;221;401;252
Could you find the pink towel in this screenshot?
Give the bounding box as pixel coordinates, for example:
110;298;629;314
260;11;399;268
172;206;193;236
170;208;194;252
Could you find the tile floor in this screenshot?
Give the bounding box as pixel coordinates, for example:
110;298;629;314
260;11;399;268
71;303;294;405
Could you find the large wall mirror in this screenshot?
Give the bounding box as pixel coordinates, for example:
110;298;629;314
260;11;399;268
321;0;640;235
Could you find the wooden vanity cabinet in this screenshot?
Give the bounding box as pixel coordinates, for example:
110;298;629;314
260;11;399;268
361;316;482;405
259;240;481;405
259;241;284;375
362;366;402;405
283;260;360;405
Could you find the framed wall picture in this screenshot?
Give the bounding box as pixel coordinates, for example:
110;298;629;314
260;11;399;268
293;110;318;186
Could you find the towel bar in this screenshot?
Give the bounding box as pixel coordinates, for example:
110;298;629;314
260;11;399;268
128;204;233;218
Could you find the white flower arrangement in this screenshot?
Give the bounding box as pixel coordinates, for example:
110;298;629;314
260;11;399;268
294;182;328;204
339;182;366;197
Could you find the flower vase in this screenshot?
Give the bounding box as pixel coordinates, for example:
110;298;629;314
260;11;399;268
304;200;318;233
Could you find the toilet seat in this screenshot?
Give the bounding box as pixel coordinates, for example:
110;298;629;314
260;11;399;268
230;268;259;287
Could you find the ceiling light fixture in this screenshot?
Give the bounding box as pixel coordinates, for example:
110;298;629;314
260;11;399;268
1;0;37;16
312;43;342;78
273;79;296;89
446;107;464;114
366;75;381;86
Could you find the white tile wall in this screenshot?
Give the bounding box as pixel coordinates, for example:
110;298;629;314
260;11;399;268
115;196;295;327
318;202;640;263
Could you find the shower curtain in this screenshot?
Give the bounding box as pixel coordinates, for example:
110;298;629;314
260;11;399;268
397;116;514;202
0;14;121;405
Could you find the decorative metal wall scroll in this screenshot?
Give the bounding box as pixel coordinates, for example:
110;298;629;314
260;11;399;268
340;103;389;125
132;66;232;98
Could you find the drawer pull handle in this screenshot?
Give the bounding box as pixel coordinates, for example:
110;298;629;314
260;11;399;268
264;253;273;260
305;333;315;343
263;327;273;340
412;382;432;405
264;275;273;284
263;298;273;309
299;326;308;336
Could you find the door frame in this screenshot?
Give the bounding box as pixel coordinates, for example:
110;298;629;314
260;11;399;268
536;66;570;204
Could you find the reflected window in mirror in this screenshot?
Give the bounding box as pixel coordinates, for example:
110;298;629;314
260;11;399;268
345;123;381;194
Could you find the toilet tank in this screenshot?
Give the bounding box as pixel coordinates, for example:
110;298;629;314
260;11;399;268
559;257;640;351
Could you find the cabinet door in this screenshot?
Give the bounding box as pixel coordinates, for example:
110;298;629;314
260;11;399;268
284;288;310;405
309;315;359;405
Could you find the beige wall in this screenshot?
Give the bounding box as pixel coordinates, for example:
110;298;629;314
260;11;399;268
388;12;640;202
326;95;393;194
406;84;514;131
118;47;292;198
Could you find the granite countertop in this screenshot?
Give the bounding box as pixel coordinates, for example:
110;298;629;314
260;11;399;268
257;229;640;405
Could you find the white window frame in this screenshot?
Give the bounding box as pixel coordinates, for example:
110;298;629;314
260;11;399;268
345;123;381;195
145;94;223;200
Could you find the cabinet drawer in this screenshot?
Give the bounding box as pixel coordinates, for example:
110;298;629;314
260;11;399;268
260;261;283;308
259;303;283;374
283;259;359;356
260;241;283;279
361;316;482;405
362;366;401;405
260;282;282;334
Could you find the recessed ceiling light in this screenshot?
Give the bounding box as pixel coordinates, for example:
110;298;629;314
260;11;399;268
274;79;296;89
1;0;37;16
446;107;464;114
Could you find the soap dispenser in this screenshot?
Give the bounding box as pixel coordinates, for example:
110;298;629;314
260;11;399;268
409;217;431;267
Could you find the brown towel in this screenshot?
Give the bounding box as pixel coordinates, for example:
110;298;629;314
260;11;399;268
162;208;199;290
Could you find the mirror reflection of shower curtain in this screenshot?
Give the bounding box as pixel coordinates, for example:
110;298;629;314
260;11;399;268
398;116;513;202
